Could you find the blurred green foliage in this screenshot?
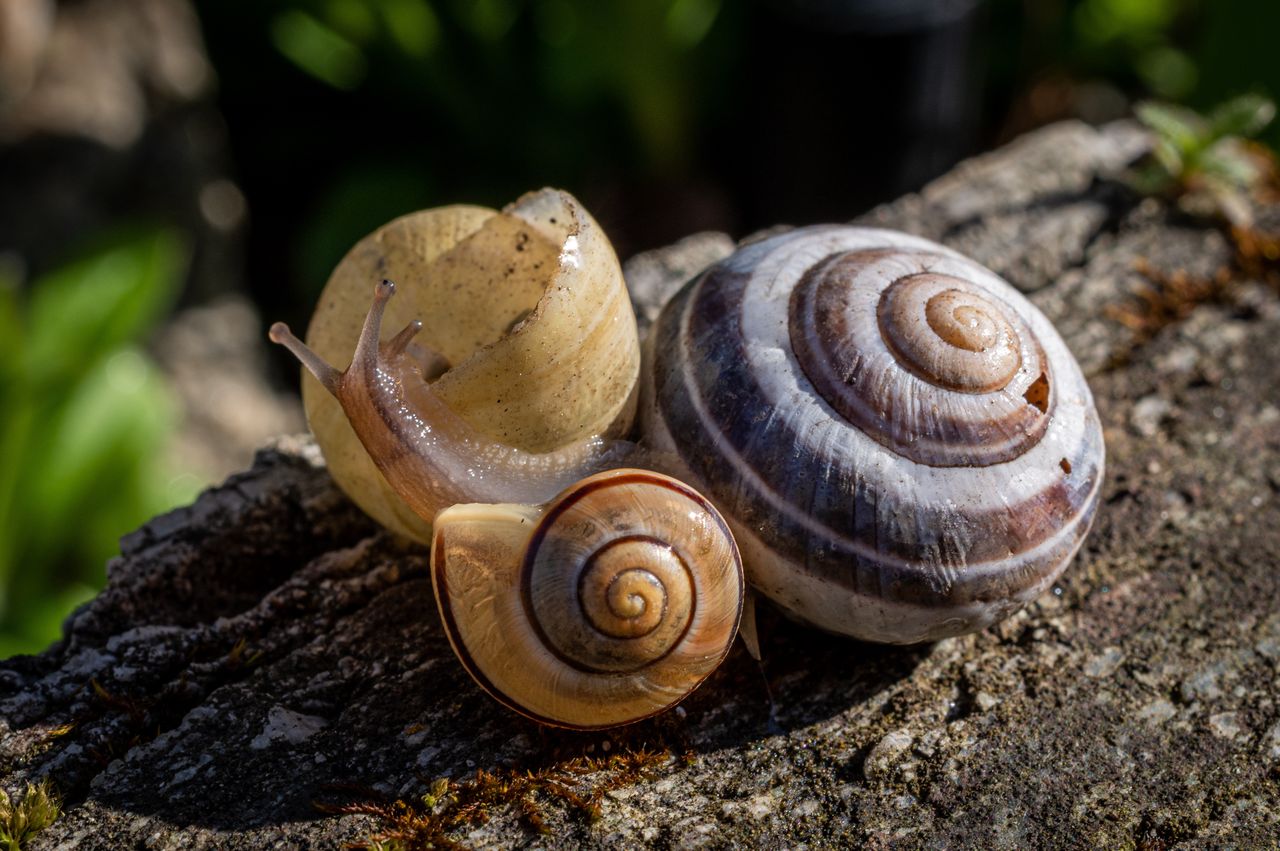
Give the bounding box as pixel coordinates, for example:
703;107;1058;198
1072;0;1196;98
991;0;1280;146
264;0;722;169
209;0;1280;326
1132;94;1275;223
1136;94;1274;187
196;0;741;320
0;231;196;657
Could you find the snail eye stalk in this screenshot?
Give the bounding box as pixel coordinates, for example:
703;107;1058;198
268;321;341;396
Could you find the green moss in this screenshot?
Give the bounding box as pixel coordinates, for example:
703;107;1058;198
0;781;61;851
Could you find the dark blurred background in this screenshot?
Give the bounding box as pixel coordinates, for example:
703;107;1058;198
0;0;1275;655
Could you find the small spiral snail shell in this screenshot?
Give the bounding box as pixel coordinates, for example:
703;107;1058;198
432;468;743;729
643;226;1104;645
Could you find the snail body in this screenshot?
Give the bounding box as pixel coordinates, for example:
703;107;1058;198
643;226;1104;644
271;278;636;523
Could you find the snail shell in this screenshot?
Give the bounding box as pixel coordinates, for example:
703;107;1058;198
432;468;743;729
297;188;640;541
642;226;1104;644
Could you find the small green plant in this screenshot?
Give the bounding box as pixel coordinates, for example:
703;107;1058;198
0;780;61;851
1110;95;1280;362
1133;94;1277;224
0;229;198;657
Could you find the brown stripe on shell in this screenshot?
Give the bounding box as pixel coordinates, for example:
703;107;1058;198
669;258;1091;564
576;534;676;640
528;533;696;674
432;532;673;730
882;276;1023;392
430;530;573;728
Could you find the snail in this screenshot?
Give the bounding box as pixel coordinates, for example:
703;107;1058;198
291;188;642;541
270;189;744;728
641;225;1104;645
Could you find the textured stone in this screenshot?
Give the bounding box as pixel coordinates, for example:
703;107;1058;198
622;231;735;336
5;120;1280;849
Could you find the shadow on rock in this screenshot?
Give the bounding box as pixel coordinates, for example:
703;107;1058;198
11;452;929;837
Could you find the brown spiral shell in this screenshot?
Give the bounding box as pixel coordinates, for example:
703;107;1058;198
431;469;743;729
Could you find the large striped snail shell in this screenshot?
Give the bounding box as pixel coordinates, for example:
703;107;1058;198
642;226;1104;645
432;469;743;729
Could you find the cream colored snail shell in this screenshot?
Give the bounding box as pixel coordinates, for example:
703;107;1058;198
642;226;1105;645
432;468;742;729
293;188;641;541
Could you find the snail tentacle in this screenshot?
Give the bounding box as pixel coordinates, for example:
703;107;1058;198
268;322;341;395
384;318;424;358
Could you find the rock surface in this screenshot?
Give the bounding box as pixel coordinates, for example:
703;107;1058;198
5;120;1280;849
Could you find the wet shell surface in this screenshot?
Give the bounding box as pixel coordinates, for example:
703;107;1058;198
643;225;1105;644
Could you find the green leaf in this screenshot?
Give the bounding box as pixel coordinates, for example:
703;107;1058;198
1149;136;1185;179
1135;100;1208;155
271;9;367;90
1208;94;1276;140
1135;45;1197;101
26;348;178;562
0;780;61;847
666;0;721;49
1199;140;1264;188
24;229;186;386
0;279;21;373
379;0;441;58
0;227;195;657
1074;0;1179;45
0;401;36;613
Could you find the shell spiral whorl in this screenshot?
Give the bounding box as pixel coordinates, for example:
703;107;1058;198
644;226;1104;645
788;246;1053;466
525;478;707;675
